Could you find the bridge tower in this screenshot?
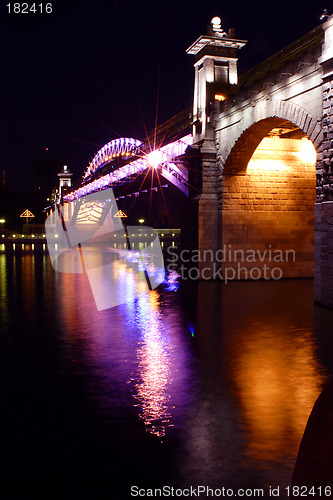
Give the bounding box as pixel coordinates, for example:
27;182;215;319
186;16;247;143
57;165;73;222
58;164;73;198
185;18;247;275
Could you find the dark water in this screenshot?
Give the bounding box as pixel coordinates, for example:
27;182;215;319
0;251;333;499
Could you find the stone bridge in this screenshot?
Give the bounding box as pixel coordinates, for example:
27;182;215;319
185;15;333;307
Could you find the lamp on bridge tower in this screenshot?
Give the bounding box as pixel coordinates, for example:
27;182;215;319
186;17;247;144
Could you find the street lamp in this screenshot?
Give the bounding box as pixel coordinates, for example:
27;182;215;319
138;219;145;224
0;219;5;234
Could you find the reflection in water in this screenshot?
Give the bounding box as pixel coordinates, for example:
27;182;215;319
2;252;333;495
0;253;39;326
123;286;191;438
82;246;149;310
0;254;7;322
184;280;328;490
218;281;326;477
55;264;190;440
292;307;333;488
130;291;174;437
54;269;328;488
165;270;181;292
232;322;324;463
21;254;35;320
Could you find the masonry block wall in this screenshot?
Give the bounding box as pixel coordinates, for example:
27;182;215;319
197;144;221;278
318;81;333;202
314;202;333;305
314;15;333;306
314;76;333;305
222;137;316;278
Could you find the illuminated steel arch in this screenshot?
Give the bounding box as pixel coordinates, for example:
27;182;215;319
84;137;142;178
66;134;192;202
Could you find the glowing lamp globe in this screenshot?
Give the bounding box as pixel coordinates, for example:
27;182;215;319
148;149;163;168
211;16;222;30
211;16;221;25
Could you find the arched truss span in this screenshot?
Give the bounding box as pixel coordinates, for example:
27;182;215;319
84;137;143;178
67;134;193;201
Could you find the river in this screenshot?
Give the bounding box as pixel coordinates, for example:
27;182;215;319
0;250;332;499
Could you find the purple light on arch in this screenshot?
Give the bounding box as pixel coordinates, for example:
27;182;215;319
84;137;142;178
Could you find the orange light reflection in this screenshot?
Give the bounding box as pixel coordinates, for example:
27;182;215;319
231;322;326;464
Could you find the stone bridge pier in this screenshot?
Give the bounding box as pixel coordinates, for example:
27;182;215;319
186;15;333;307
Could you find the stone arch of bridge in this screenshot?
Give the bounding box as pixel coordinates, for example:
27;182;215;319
218;100;321;174
218;100;319;279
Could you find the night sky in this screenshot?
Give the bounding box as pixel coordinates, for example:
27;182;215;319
0;0;330;193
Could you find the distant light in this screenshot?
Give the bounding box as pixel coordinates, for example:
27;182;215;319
138;219;145;224
45;147;49;151
114;209;127;218
20;209;35;219
215;93;226;101
0;219;5;223
147;149;163;168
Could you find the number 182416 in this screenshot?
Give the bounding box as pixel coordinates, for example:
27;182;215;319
6;3;53;14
